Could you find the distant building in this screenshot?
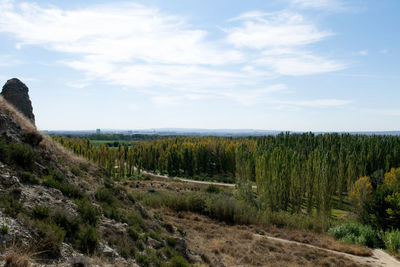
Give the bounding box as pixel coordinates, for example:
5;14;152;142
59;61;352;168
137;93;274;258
96;129;101;134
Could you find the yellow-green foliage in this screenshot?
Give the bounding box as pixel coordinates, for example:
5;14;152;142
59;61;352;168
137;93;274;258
350;177;373;208
384;168;400;191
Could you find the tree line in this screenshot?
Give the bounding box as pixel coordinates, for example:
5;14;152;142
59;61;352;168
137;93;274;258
53;133;400;218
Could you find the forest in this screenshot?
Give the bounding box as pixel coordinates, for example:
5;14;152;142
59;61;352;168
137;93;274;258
54;133;400;228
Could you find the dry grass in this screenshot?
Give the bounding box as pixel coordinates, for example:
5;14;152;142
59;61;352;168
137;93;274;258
127;178;372;259
0;95;37;133
251;224;372;257
158;210;371;267
4;249;32;267
0;95;92;167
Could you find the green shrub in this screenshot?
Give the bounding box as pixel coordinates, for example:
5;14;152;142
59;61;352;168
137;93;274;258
263;211;325;232
8;143;36;169
177;226;185;237
19;171;40;184
0;194;23;217
43;173;83;199
36;221;66;257
384;230;400;253
0;141;36;169
127;226;140;241
1;224;8;235
70;167;81;176
95;188;116;205
33;205;50;220
51;210;80;239
166;237;176;247
328;222;378;248
135;249;162;267
77;225;99;254
101;203;123;221
205;184;221;194
22;131;43;146
77;199;100;226
124;210;146;230
169;255;190;267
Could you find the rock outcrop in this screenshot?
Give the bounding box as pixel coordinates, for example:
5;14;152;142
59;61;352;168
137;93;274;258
1;78;35;124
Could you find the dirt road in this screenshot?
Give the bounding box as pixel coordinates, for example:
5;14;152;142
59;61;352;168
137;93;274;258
141;170;258;189
255;234;400;267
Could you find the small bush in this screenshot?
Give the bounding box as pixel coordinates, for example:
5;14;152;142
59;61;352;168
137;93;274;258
95;188;116;205
32;205;50;220
0;141;36;170
169;255;190;267
51;210;80;240
43;173;83;199
1;224;9;235
70;167;81;177
36;221;66;257
77;225;99;254
0;194;23;217
205;184;221;194
101;203;123;221
22;131;43;146
77;199;100;226
135;249;162;267
166;237;176;247
328;222;378;248
19;171;40;184
124;210;146;230
127;226;140;241
177;226;186;237
8;143;36;169
384;230;400;253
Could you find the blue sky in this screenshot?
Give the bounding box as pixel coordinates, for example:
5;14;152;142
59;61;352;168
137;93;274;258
0;0;399;131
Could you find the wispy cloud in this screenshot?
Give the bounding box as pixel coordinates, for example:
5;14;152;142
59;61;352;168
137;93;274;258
0;0;348;107
277;99;352;108
255;49;346;75
287;0;348;11
225;11;332;49
225;12;346;76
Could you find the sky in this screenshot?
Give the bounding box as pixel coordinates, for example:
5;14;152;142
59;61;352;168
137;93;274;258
0;0;399;132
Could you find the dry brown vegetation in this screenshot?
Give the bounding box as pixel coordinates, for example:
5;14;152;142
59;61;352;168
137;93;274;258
119;177;379;266
3;248;32;267
126;177;371;257
160;210;370;267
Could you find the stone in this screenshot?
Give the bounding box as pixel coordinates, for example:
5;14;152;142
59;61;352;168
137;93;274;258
1;78;35;124
148;237;164;249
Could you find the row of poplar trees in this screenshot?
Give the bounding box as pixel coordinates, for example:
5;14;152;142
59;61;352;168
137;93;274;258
54;133;400;217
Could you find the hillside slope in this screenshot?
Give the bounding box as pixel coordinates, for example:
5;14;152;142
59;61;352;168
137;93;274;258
0;80;197;266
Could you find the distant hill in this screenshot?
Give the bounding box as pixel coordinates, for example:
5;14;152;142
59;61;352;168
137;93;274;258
44;128;400;137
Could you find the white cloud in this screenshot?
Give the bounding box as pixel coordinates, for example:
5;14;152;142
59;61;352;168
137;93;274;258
0;1;348;107
380;49;388;54
288;0;347;11
0;2;242;66
255;49;346;76
277;99;352;107
225;11;331;49
224;11;345;76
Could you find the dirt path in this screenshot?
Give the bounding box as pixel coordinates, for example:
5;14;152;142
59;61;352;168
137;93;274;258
255;234;400;267
142;170;258;189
